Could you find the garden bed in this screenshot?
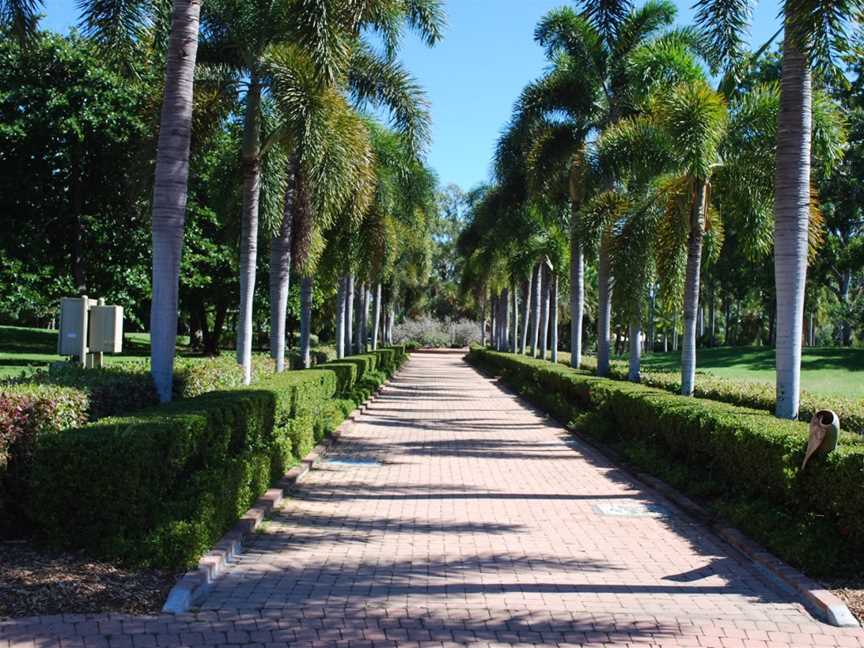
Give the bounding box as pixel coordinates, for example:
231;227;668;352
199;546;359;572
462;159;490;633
0;540;174;618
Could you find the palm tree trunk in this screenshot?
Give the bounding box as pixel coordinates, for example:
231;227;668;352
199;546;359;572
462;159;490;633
336;275;347;359
502;287;510;351
236;75;263;385
361;284;370;352
681;181;707;396
150;0;202;403
345;273;354;355
480;295;487;347
372;282;382;350
647;284;656;354
550;273;559;363
628;314;641;383
540;266;551;360
596;240;612;376
299;276;313;369
511;283;519;353
531;264;542;357
520;279;531;354
774;27;812;419
570;232;584;368
387;301;395;344
268;165;296;373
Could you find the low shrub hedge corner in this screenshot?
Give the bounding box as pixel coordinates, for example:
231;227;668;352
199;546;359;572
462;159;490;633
467;347;864;577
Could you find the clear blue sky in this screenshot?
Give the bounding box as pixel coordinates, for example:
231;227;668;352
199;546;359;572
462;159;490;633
40;0;781;192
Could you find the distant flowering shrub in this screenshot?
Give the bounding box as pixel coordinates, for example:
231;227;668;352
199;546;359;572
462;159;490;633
393;317;481;348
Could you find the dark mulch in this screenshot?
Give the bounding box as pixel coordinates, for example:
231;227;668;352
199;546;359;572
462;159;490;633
0;540;177;619
828;580;864;624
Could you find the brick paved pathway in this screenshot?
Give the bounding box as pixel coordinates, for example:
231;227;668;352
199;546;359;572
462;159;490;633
4;352;864;647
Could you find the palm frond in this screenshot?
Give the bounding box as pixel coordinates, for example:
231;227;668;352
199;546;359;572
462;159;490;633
77;0;152;53
1;0;42;44
692;0;754;67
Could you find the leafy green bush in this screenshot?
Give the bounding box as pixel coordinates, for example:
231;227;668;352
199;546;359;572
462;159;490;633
320;362;358;396
574;355;864;435
469;348;864;577
28;367;337;570
0;384;89;523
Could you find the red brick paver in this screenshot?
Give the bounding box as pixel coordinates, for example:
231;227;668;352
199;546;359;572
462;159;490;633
4;352;863;646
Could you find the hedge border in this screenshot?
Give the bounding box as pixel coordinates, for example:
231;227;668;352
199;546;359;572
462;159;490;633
162;351;408;613
467;348;860;627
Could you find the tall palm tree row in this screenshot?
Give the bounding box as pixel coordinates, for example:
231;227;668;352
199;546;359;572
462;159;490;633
457;0;853;422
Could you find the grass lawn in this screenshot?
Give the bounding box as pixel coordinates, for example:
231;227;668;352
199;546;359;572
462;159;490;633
0;325;179;380
619;346;864;398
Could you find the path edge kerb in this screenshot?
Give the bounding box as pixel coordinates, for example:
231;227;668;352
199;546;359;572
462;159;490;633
465;355;860;629
161;360;407;614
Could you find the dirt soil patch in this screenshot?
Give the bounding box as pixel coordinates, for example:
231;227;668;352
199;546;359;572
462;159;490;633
0;540;176;618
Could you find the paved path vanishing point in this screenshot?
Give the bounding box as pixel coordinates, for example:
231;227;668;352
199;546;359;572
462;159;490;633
5;352;864;647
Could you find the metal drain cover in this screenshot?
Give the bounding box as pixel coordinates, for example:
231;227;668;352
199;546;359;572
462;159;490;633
324;457;382;467
591;501;670;518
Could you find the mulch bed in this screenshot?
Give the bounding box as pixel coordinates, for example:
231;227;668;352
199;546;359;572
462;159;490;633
0;540;177;619
827;580;864;624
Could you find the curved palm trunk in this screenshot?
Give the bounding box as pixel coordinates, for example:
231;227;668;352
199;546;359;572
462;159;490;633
681;181;707;396
550;273;559;363
540;267;551;360
628;315;641;383
236;76;262;385
268;169;296;373
531;265;542;357
299;276;313;369
150;0;202;403
345;273;354;355
372;283;382;350
336;275;347;359
596;240;613;376
774;29;812;419
570;231;584;368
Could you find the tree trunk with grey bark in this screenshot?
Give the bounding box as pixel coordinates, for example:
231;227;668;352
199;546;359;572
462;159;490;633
520;279;531;354
336;275;347;358
150;0;202;403
372;283;381;350
299;276;313;369
531;265;542;357
570;230;584;368
550;273;559;363
236;75;263;385
268;164;296;373
774;27;812;419
596;241;612;376
681;181;707;396
345;273;354;355
540;267;551;360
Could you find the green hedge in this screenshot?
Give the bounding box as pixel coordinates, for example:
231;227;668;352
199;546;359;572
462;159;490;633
468;348;864;577
28;367;337;570
0;384;89;525
572;354;864;435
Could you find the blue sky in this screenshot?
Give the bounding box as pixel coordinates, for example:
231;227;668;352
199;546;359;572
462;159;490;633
40;0;781;192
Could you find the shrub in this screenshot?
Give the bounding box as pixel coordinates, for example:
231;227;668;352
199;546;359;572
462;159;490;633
393;317;481;348
0;384;89;523
469;347;864;577
573;355;864;435
27;367;337;570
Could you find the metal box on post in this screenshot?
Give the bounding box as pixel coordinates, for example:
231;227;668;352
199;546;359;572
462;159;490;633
88;305;124;353
58;297;90;358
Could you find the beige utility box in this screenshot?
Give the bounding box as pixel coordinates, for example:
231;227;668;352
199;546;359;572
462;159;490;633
88;305;124;353
57;297;96;356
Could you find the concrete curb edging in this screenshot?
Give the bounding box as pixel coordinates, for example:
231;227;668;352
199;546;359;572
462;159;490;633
161;364;401;614
468;357;859;628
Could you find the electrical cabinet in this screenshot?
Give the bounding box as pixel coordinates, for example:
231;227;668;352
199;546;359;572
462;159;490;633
88;305;124;353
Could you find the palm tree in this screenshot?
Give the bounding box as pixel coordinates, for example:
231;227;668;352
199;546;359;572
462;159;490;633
695;0;859;416
533;0;703;376
1;0;41;43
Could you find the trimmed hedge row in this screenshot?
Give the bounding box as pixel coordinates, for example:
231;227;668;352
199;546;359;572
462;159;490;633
469;347;864;577
571;353;864;435
20;347;409;569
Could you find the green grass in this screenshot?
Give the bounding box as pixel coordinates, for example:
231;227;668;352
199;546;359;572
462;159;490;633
0;325;185;379
563;346;864;398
